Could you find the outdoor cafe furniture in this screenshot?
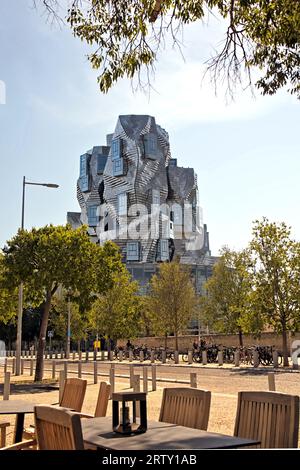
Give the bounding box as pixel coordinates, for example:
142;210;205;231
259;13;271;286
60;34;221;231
81;416;259;450
23;377;87;440
159;387;211;431
76;381;111;419
0;399;35;443
1;406;84;451
1;406;260;450
234;391;299;448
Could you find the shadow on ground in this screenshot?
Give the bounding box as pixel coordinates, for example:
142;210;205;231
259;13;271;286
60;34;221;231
0;382;58;395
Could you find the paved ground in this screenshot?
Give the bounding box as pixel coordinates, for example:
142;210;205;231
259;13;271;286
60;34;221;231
1;360;299;447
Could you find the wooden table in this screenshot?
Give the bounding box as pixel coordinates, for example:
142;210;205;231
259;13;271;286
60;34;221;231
0;400;35;443
82;417;259;450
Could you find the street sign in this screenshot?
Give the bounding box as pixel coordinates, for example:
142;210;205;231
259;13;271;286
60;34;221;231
48;330;54;338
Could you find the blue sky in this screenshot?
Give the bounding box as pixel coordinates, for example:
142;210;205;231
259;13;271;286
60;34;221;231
0;1;299;255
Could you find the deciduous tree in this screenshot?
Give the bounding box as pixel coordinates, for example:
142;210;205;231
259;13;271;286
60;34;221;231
250;218;300;367
147;260;198;350
90;269;142;342
200;247;260;347
2;225;123;381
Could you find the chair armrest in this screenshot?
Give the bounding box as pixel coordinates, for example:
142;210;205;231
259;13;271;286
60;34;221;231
0;439;36;451
0;422;10;429
72;412;94;419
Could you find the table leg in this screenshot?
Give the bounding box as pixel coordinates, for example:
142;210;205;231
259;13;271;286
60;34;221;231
14;413;25;443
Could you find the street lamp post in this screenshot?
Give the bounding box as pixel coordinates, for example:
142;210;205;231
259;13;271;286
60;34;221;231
15;176;59;376
66;289;71;359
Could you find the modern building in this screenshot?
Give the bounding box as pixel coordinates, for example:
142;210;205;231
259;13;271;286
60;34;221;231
67;115;218;300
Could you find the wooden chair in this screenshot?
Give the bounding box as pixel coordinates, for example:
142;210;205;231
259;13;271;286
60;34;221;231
159;387;211;431
0;439;36;451
0;422;10;448
234;391;299;448
34;405;84;450
78;381;111;419
59;378;87;412
23;377;87;440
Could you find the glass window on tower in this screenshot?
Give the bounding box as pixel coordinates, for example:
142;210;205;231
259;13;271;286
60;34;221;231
118;192;127;216
80;154;88;177
87;205;98;226
126;241;140;261
111;138;122;160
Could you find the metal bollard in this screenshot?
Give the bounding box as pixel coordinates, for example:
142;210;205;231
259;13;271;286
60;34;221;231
52;361;56;379
73;351;76;361
30;359;34;376
174;351;179;364
3;372;10;400
49;351;53;360
4;358;7;374
55;352;58;360
218;351;223;366
85;351;89;362
119;350;123;362
139;350;144;363
143;366;148;394
150;350;155;363
273;351;279;369
109;351;114;361
129;350;133;362
268;372;276;391
109;365;115;398
93;350;97;361
162;350;166;364
202;350;207;365
188;350;193;364
151;365;157;391
253;350;260;368
234;350;240;367
12;358;15;375
132;374;140;392
190;372;197;388
129;365;134;388
78;361;82;378
64;361;68;378
21;359;24;375
79;351;82;361
93;361;98;384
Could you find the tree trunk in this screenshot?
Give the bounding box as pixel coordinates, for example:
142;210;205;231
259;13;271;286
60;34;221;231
175;331;178;351
282;327;289;367
34;291;52;382
77;339;81;354
238;327;243;348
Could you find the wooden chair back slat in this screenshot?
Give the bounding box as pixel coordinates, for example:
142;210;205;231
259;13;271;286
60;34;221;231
34;405;84;450
159;387;211;431
94;382;111;417
234;391;299;448
60;378;87;412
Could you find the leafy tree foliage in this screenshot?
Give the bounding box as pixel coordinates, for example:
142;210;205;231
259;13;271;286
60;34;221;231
147;260;198;350
250;218;300;366
2;225;123;381
200;247;261;347
89;269;142;341
49;291;90;351
47;0;300;97
0;252;18;324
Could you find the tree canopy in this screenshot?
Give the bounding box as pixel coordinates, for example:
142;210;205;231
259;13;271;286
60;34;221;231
147;259;198;350
37;0;300;98
200;247;261;347
2;224;124;380
250;217;300;366
89;268;142;341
